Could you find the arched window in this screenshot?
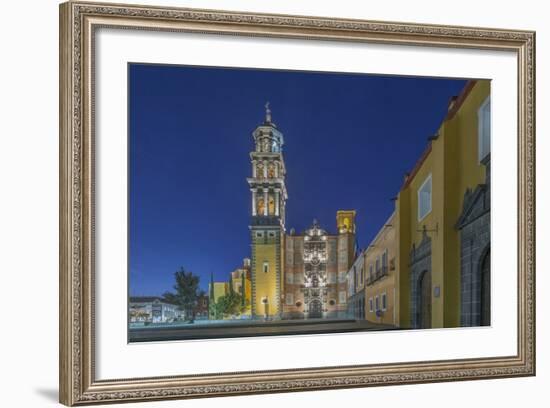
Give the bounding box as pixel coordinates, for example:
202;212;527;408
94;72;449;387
256;198;265;215
268;163;275;178
268;195;275;215
256;163;264;179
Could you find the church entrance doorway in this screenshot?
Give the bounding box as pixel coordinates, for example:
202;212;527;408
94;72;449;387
308;299;322;319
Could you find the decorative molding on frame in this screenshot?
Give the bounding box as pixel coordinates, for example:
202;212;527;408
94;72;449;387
59;1;535;405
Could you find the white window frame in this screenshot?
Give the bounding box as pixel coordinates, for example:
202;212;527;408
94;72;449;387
375;295;380;311
381;292;387;311
369;297;373;312
263;261;269;274
417;173;432;221
478;95;491;162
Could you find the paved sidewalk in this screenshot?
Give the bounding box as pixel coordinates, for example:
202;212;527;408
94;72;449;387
129;318;397;342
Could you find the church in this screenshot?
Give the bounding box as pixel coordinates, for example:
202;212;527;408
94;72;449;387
247;104;356;320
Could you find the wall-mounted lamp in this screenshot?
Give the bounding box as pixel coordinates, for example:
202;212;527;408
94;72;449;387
417;223;439;237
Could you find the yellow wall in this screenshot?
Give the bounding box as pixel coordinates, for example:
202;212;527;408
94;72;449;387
209;282;227;304
397;80;490;328
364;212;398;326
252;229;281;318
442;80;490;326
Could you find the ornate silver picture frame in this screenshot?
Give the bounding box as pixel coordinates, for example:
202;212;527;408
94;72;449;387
59;1;535;405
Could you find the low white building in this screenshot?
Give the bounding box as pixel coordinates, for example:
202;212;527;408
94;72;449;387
129;297;182;323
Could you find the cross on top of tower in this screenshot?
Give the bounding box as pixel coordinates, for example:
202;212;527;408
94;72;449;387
265;101;272;123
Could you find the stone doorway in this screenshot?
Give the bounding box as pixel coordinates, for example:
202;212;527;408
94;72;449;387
419;270;432;329
480;248;491;326
308;299;322;319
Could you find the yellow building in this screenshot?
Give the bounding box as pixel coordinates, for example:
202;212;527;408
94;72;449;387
346;249;365;320
364;211;399;326
208;279;228;319
208;280;228;305
230;258;252;316
396;80;491;329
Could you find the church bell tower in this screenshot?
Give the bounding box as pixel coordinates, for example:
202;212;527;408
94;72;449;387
247;103;287;319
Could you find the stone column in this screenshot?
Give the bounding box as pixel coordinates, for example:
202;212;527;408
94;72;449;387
252;160;257;178
264;190;268;216
263;160;268;178
275;190;280;216
252;190;257;216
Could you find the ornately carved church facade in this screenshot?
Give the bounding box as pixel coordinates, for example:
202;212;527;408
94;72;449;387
247;104;356;320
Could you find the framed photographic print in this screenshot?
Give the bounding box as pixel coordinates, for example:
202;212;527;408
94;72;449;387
59;1;536;405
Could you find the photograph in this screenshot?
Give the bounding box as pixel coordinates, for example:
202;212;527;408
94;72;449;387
55;1;536;405
127;64;491;342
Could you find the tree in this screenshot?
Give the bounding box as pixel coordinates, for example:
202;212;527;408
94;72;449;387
229;274;234;295
209;299;219;320
163;267;201;323
209;272;215;302
213;291;244;319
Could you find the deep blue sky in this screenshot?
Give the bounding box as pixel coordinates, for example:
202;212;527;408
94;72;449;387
129;63;466;295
